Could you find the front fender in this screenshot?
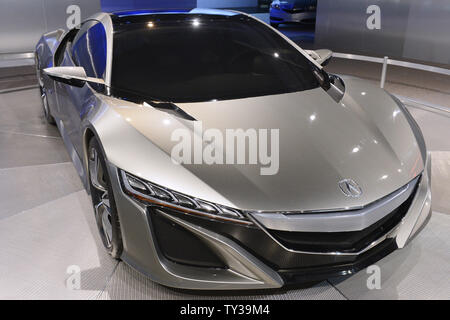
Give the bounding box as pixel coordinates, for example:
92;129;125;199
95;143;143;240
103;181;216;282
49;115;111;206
82;95;237;208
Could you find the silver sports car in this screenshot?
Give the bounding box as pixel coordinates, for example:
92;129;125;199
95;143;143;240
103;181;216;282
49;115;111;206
35;8;431;290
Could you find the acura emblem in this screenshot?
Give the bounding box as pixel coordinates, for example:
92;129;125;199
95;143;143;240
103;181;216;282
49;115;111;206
338;179;362;198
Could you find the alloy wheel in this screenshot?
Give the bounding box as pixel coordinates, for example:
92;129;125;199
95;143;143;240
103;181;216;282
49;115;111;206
89;147;113;249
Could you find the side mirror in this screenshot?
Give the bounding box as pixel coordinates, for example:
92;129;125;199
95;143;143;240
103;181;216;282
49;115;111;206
326;73;345;102
43;66;104;88
306;49;333;66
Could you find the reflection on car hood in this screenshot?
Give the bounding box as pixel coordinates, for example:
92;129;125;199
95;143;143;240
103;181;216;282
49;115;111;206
108;77;423;212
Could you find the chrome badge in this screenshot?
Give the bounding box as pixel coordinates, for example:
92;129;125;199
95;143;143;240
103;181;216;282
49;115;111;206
339;179;362;198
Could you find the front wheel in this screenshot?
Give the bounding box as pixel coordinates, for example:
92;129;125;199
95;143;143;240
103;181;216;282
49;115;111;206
88;138;123;259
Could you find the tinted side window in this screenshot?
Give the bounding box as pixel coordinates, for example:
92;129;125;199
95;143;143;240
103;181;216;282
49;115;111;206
72;21;107;79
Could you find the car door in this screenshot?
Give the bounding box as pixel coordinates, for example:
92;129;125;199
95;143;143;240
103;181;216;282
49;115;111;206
55;20;107;160
44;28;78;121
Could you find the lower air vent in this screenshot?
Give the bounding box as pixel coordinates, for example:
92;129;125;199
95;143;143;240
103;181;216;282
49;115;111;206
151;209;226;268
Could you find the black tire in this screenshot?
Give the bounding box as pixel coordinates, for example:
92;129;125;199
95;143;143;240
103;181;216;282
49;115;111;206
270;22;279;28
88;137;123;259
39;85;56;125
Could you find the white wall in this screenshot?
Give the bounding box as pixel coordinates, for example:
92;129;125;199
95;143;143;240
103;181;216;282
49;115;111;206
0;0;100;54
315;0;450;65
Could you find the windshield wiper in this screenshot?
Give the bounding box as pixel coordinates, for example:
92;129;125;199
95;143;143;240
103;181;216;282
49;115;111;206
108;86;196;121
144;100;196;121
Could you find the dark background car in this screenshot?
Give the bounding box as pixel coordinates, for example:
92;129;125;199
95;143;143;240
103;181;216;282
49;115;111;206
270;0;317;28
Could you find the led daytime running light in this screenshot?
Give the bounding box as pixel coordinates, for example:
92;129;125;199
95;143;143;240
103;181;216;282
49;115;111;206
120;170;251;224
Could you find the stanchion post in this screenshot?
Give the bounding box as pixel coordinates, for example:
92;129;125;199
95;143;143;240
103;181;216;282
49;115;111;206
380;56;388;88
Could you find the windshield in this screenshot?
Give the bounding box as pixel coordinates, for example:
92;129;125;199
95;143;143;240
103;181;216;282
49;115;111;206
111;14;320;103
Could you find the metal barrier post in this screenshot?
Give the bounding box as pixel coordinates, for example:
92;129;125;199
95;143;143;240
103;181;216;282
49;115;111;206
380;56;388;88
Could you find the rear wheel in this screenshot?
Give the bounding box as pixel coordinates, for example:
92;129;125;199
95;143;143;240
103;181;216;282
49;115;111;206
88;138;123;259
39;85;55;125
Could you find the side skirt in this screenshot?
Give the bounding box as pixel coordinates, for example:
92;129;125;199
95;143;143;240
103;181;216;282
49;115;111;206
55;117;89;190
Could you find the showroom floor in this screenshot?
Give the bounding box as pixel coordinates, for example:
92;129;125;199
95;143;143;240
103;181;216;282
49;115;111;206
0;73;449;299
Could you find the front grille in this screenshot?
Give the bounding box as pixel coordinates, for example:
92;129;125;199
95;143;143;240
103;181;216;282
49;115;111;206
278;238;398;284
282;6;316;14
300;18;316;24
283;8;305;13
268;178;420;253
270;16;283;21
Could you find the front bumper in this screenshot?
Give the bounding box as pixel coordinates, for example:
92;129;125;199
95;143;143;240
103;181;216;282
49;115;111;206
270;8;316;24
106;153;432;290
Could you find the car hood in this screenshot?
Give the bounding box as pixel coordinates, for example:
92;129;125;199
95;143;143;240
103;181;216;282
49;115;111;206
105;77;423;212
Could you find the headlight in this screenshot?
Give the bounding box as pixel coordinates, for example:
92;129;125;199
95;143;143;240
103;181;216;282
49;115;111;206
271;1;281;9
120;170;251;225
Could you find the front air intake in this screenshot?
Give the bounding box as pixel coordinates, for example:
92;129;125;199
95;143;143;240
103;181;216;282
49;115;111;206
268;176;420;253
150;209;227;268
